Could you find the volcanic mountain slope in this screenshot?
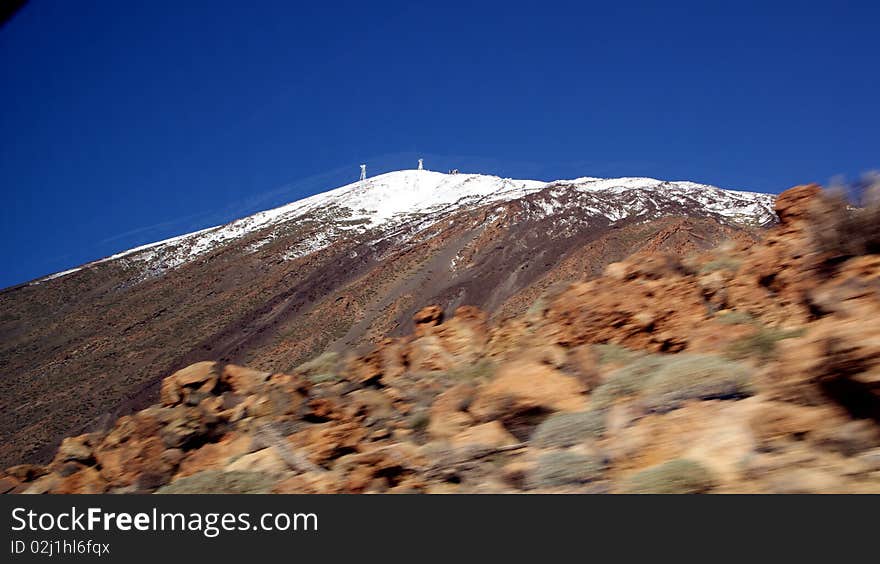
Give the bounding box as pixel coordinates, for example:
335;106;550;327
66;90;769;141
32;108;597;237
0;170;774;468
7;183;880;494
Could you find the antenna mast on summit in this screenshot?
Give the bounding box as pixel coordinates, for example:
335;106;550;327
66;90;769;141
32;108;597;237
360;164;366;182
418;158;423;170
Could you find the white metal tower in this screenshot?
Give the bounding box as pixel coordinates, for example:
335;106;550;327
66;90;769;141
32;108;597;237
359;164;366;181
418;158;423;170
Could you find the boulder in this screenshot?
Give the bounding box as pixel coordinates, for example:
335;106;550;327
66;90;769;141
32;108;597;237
469;362;587;421
451;421;518;449
427;410;473;440
176;433;253;478
226;447;289;475
55;435;94;463
160;361;220;406
413;305;444;332
49;466;107;494
221;364;270;395
94;436;173;488
774;183;821;226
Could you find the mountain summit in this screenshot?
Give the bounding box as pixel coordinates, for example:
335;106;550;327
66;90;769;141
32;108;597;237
39;170;775;285
1;170;774;468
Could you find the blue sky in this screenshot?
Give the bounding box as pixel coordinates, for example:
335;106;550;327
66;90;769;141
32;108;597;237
1;1;878;288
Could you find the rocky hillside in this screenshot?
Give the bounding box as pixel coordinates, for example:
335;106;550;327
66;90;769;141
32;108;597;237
7;183;880;494
0;171;773;469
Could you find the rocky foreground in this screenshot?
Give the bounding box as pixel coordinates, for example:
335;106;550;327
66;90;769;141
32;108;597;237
5;184;880;494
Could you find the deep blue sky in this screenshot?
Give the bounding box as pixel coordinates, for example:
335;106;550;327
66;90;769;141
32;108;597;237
1;1;878;288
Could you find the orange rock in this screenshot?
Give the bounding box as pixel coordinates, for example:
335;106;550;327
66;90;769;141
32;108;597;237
469;362;587;421
54;435;95;464
5;464;47;482
413;305;444;330
431;383;476;415
273;471;340;494
407;335;455;371
541;267;708;352
451;421;518;449
0;475;21;494
226;447;289;475
160;361;220;406
427;411;473;439
772;316;880;407
407;307;491;371
289;421;368;466
95;436;171;487
605;400;760;488
221;364;270;395
50;466;107;494
176;433;253;478
774;184;821;226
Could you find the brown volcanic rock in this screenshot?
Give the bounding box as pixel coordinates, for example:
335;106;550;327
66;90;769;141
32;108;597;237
775;183;822;226
407;306;490;372
451;421;518;449
770;316;880;409
535;184;830;350
806;255;880;319
176;432;253;478
540;256;708;352
49;466;107;495
721;184;833;325
288;421;369;467
413;305;444;332
427;383;476;439
469;362;587;422
221;364;271;395
3;362;323;493
160;361;220;406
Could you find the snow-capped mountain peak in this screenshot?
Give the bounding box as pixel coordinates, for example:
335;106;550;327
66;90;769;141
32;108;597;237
34;169;776;284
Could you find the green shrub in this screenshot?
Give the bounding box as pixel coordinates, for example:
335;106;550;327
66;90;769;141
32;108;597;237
525;296;549;320
528;451;605;489
724;326;805;361
530;411;605;448
699;256;742;274
445;359;496;381
591;355;668;409
594;343;645;366
640;354;753;413
409;410;430;433
714;310;755;325
622;459;716;494
307;373;339;384
155;470;276;494
296;351;341;384
525;281;572;320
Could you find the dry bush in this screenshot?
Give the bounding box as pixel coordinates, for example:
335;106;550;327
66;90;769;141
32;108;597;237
724;325;805;361
530;411;605;448
810;172;880;259
591;355;668;409
528;451;605;489
295;351;341;384
622;459;716;494
640;354;754;413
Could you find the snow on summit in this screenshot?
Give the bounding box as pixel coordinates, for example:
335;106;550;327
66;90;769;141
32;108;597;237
34;169;776;284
